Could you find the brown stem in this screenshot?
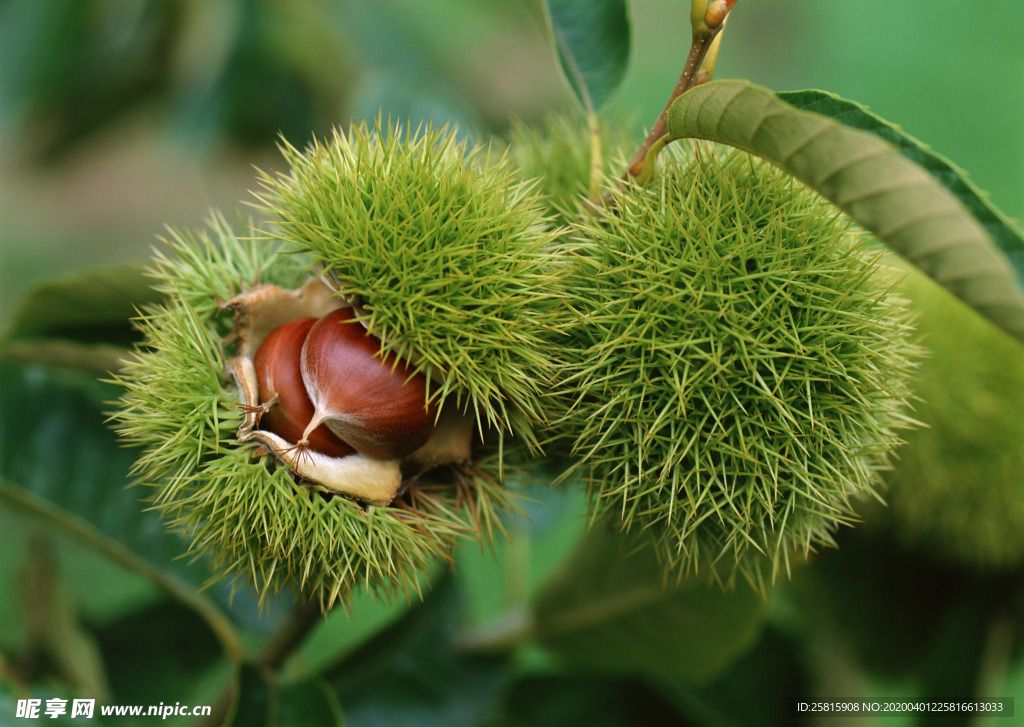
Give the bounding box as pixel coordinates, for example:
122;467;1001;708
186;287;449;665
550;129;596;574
624;23;725;181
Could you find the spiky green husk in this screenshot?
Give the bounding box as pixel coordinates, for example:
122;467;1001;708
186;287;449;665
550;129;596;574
876;268;1024;569
255;122;566;443
558;148;920;589
112;215;519;609
505;114;636;222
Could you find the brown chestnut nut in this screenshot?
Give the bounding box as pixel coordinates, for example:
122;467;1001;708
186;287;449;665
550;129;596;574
253;317;356;459
300;308;437;460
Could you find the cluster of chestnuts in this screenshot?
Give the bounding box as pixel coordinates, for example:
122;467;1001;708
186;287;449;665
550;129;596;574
112;120;921;606
112;124;561;606
228;277;473;506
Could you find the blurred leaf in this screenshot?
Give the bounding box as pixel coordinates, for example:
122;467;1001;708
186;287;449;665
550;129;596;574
997;650;1024;717
16;536;110;700
276;678;344;727
294;576;428;677
234;665;343;727
232;667;272;727
666;627;808;727
533;525;767;686
778;89;1024;280
487;675;688;727
787;529;1013;723
93;598;227;716
545;0;630;113
328;2;481;130
4;263;158;346
916;609;990;711
2;341;131;378
179;0;328;148
45;523;162;631
0;513;31;652
0;0;346;157
0;509;128;654
456;479;588;629
326;576;506;727
878;264;1024;571
666;80;1024;344
0;0;180;159
789;526;1016;682
0;362;244;663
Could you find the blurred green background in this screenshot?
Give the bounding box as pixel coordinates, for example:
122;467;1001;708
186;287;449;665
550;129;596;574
2;2;1024;723
2;0;1022;323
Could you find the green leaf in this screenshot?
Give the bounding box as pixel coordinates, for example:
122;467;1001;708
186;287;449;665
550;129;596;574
4;263;158;345
545;0;630;113
456;478;588;631
14;536;112;700
0;505;162;654
2;263;161;375
276;679;345;727
667;627;808;727
93;598;228;713
492;674;690;726
326;576;507;727
1;339;131;377
294;591;414;678
533;525;767;686
789;527;1005;682
666;80;1024;343
0;362;244;663
234;666;343;727
777;88;1024;281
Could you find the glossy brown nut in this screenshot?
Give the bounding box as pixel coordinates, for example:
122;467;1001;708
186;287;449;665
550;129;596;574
301;308;437;460
253;317;355;459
